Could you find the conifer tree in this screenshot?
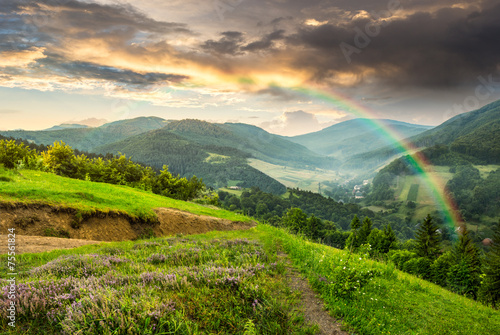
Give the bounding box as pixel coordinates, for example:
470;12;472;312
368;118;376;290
415;214;441;259
479;221;500;307
345;215;361;251
382;223;397;253
448;224;481;299
357;217;373;247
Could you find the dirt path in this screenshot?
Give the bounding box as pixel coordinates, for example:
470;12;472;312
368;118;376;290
280;252;351;335
0;235;102;254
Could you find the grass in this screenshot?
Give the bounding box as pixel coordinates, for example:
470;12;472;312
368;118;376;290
247;159;340;192
407;184;420;202
2;225;499;334
0;168;251;223
0;230;318;334
474;164;500;179
261;225;500;335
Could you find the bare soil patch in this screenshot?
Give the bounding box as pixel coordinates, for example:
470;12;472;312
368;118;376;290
0;203;256;254
0;235;101;254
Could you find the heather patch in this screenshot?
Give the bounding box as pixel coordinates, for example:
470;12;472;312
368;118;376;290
1;235;315;334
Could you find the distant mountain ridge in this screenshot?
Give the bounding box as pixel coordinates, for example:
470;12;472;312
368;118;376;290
345;100;500;172
0;116;168;152
289;118;432;159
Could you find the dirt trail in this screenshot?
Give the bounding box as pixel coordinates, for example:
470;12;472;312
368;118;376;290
280;252;351;335
0;203;256;254
0;235;102;254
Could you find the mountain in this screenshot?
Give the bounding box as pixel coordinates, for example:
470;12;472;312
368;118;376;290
347;100;500;172
164;120;338;169
0;116;168;152
93;127;287;194
289;118;432;159
44;124;89;131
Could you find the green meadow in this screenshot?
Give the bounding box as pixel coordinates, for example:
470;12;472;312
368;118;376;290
1;167;500;334
2;225;500;334
0;168;250;223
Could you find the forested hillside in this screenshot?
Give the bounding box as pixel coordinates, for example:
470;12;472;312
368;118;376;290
290;118;431;158
94;127;287;194
0;116;167;152
342;100;500;172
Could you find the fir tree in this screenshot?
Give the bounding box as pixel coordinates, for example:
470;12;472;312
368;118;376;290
479;221;500;307
415;214;441;259
345;215;361;252
382;223;397;253
357;217;373;247
448;224;481;299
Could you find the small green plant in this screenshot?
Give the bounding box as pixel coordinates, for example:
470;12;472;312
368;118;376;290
243;319;257;335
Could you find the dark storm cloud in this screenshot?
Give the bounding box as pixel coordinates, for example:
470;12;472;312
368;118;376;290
201;29;285;55
288;2;500;86
201;31;245;56
39;57;189;85
241;30;285;52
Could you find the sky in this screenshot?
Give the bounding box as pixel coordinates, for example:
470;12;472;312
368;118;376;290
0;0;500;135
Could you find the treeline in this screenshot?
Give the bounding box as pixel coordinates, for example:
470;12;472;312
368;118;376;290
0;139;204;201
95;129;286;194
389;215;500;307
446;164;500;222
218;187;418;241
273;202;500;308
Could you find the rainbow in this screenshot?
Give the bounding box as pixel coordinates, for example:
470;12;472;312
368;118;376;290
287;85;462;230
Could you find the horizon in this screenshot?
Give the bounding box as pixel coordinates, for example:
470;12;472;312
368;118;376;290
0;114;441;133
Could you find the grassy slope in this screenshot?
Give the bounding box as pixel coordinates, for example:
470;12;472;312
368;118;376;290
0;169;251;223
1;225;499;334
1;169;499;334
248;159;340;192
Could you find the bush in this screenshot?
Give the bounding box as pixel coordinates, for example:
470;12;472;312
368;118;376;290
388;249;417;270
0;140;38;169
403;257;432;280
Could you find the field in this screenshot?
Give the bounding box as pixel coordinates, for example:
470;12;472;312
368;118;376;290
0;230;318;334
248;159;341;193
474;164;500;179
2;225;500;334
406;184;420;202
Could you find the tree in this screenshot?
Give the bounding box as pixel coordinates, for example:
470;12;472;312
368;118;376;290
415;214;441;259
382;223;397;253
42;141;77;177
345;215;361;251
0;140;37;169
479;221;500;307
282;208;307;234
304;214;322;240
448;225;481;299
357;217;373;247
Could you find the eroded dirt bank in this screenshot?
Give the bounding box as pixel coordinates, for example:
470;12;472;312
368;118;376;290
0;203;256;254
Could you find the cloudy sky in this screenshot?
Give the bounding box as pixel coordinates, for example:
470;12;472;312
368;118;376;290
1;0;499;134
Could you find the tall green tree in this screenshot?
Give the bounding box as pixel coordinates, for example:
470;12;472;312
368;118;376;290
448;225;481;299
357;217;373;247
415;214;441;259
282;208;307;234
304;214;322;240
345;215;361;251
479;221;500;307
